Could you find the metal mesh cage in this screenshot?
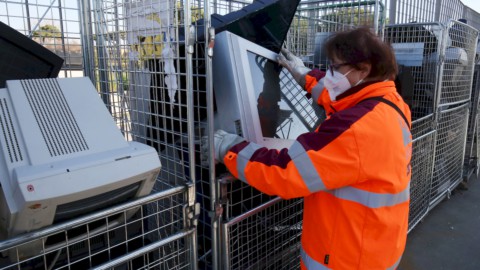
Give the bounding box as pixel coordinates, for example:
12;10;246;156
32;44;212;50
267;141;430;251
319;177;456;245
286;0;385;69
388;0;438;24
431;103;470;206
384;23;443;121
408;129;436;231
82;0;200;268
85;0;197;189
464;65;480;167
0;188;193;270
221;197;303;270
437;20;478;106
279;70;326;132
477;114;480;175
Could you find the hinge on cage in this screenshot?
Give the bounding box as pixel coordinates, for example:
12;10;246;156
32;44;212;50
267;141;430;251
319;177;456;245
184;203;201;228
208;174;235;221
187;182;196;207
213;201;224;220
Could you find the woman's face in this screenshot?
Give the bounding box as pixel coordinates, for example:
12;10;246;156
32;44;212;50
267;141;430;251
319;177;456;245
329;55;371;85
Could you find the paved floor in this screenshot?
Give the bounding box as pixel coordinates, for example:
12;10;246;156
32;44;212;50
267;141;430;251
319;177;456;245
399;174;480;270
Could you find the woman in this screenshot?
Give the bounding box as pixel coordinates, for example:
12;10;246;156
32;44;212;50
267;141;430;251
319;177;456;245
211;27;412;269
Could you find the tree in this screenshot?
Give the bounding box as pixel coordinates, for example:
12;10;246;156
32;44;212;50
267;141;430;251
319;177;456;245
32;24;61;44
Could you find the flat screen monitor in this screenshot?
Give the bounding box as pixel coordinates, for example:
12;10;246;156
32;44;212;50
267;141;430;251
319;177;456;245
213;31;324;149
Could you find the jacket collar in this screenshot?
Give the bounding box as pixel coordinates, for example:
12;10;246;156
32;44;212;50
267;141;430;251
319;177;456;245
329;80;397;112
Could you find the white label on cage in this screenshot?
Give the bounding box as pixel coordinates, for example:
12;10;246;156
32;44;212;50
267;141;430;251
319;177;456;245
392;43;424;67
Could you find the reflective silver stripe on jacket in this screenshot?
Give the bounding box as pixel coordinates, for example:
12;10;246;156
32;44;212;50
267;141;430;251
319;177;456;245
301;245;403;269
300;246;330;270
290;140;327;192
328;183;410;208
236;142;262;184
387;254;402;270
311;80;324;102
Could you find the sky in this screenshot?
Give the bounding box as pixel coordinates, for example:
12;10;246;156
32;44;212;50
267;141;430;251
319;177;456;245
462;0;480;13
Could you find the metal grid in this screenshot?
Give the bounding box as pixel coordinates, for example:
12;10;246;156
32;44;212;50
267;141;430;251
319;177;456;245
477;113;480;175
408;129;436;232
437;20;478;106
84;0;196;189
464;65;480;168
0;0;84;78
279;69;326;132
82;0;201;268
388;0;480;28
431;103;470;206
286;0;385;69
221;197;303;270
387;0;437;24
438;0;464;24
219;177;276;222
0;187;194;270
384;23;443;121
463;6;480;32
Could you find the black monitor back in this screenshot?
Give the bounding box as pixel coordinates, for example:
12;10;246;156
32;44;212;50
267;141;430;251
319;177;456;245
0;21;64;88
191;0;300;53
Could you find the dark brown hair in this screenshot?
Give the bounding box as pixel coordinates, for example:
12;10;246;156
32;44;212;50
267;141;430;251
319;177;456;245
325;27;398;80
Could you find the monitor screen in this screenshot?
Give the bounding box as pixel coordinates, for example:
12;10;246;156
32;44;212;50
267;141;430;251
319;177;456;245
213;31;325;149
246;52;310;140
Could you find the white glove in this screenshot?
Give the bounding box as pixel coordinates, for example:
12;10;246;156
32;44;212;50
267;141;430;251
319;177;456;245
201;130;245;165
277;48;311;88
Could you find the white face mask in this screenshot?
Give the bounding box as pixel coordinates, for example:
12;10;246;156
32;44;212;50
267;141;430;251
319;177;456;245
324;69;353;101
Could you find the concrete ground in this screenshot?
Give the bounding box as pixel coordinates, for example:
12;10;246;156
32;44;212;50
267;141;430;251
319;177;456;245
399;174;480;270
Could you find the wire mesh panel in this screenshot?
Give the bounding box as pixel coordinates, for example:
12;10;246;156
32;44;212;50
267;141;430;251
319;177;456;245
408;127;436;232
387;0;437;24
437;20;478;106
286;0;385;69
0;0;84;78
221;197;303;270
384;23;444;121
0;187;193;270
83;1;200;269
438;0;464;25
431;103;470;206
84;0;200;189
463;6;480;32
477;113;480;175
464;65;480;168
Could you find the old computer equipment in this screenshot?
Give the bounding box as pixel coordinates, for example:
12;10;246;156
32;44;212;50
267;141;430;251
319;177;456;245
213;31;323;149
0;77;161;258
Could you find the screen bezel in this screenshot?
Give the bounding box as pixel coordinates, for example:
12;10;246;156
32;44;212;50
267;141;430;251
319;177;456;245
214;31;298;149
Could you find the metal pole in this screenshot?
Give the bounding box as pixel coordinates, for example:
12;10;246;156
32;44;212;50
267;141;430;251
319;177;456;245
389;0;397;25
93;0;112;111
25;0;32;33
79;0;94;79
184;0;199;269
374;0;380;33
58;0;68;77
92;228;196;269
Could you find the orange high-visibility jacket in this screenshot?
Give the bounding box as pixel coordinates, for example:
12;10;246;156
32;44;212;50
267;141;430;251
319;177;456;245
224;78;412;269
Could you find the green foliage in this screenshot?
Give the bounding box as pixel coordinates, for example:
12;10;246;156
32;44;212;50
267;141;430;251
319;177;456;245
32;24;61;43
321;7;376;29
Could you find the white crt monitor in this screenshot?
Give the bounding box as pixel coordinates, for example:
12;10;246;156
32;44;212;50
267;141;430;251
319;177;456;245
0;77;161;241
213;31;320;149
